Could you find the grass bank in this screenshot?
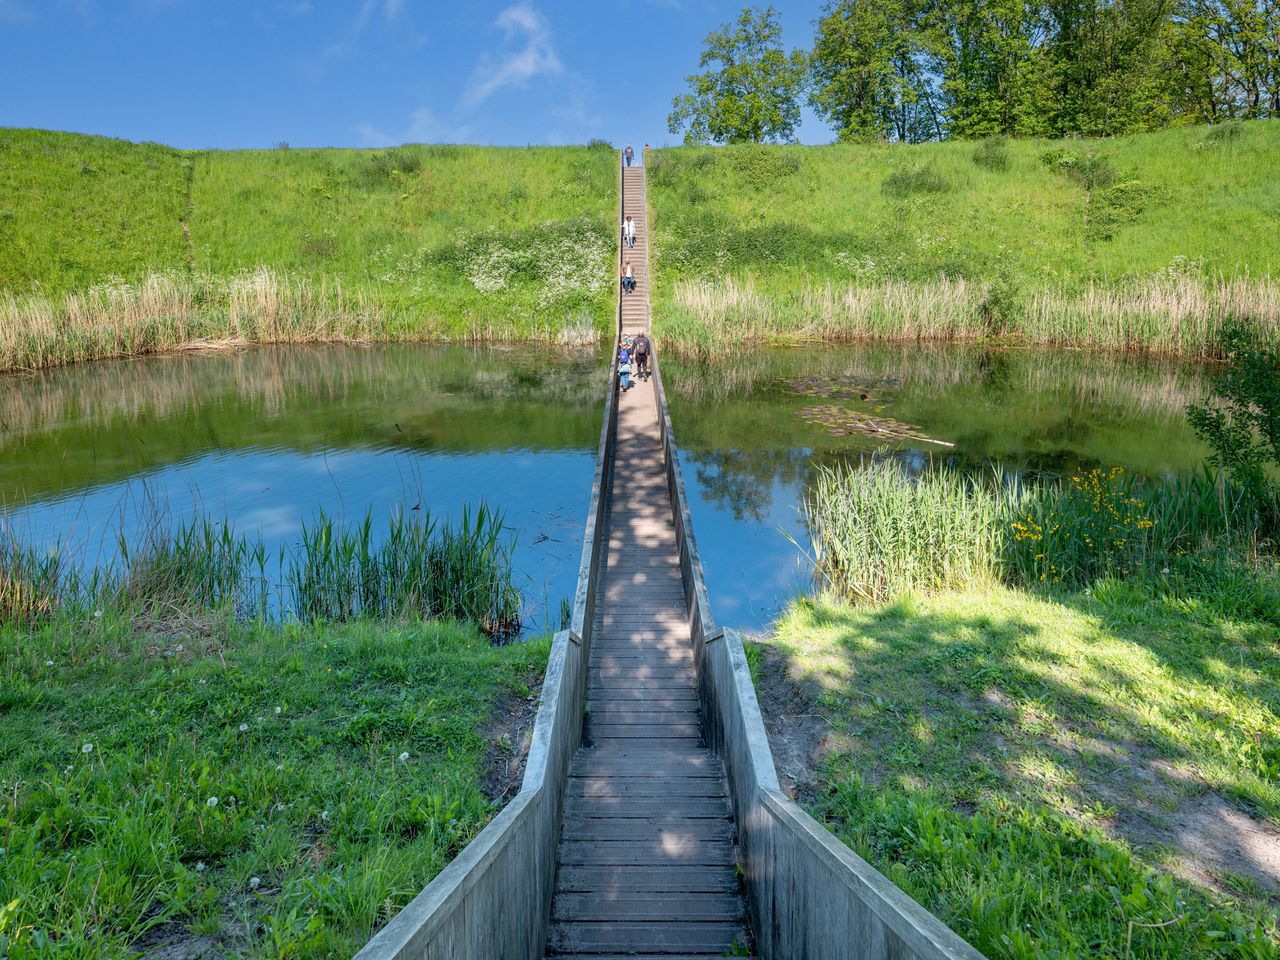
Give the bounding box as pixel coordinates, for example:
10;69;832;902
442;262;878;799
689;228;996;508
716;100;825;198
0;508;550;957
647;122;1280;359
0;130;617;372
0;612;549;959
759;581;1280;959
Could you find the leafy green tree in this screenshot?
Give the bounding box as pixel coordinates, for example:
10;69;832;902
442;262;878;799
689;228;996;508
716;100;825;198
937;0;1050;137
1188;324;1280;526
1164;0;1280;120
810;0;946;142
668;6;809;145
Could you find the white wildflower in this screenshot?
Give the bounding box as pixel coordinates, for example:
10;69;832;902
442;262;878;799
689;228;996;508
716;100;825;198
45;660;54;666
274;803;285;812
274;706;282;715
206;796;218;808
239;723;249;732
320;810;330;822
81;743;93;754
398;751;410;762
195;861;205;872
93;610;102;619
249;876;261;891
275;763;284;772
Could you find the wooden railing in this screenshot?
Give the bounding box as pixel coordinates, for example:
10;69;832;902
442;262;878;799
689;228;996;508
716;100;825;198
353;152;626;960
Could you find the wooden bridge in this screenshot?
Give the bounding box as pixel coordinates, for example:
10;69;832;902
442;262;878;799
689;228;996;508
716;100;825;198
355;154;987;960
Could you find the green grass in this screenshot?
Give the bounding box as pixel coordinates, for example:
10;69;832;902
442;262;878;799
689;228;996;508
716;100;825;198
763;579;1280;958
647;123;1280;358
0;130;617;371
0;611;550;959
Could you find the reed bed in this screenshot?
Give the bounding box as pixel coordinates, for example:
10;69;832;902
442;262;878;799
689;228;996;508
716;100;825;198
661;274;1280;360
288;506;520;637
1;507;521;639
807;460;1264;603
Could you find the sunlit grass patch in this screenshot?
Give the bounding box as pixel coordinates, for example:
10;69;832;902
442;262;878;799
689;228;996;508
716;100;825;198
765;583;1280;958
0;613;550;958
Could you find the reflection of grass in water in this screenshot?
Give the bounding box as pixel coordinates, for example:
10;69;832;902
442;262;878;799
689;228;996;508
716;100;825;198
663;342;1210;417
763;583;1280;959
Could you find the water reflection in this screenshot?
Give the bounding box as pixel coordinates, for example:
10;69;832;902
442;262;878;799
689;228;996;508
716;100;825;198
665;343;1213;632
0;343;604;632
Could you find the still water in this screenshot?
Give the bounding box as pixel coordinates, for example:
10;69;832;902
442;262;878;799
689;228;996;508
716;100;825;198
0;344;604;632
1;341;1213;634
662;343;1213;631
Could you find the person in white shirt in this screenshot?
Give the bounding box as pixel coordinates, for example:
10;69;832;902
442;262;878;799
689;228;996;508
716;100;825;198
623;216;636;249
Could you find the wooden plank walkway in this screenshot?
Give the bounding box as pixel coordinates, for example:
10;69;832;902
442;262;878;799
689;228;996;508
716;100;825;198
545;164;754;957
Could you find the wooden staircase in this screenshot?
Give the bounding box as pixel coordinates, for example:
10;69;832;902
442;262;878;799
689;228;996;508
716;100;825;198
543;161;755;958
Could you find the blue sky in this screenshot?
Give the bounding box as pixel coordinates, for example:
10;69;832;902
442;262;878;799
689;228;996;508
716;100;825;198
0;0;833;149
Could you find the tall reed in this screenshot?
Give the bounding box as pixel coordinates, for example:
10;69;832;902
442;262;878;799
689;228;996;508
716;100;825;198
0;509;521;639
661;274;1280;360
0;535;62;624
807;461;1261;602
287;505;520;638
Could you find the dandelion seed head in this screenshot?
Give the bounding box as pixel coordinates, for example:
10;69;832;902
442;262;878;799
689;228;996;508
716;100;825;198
398;751;410;762
239;723;249;732
195;861;205;872
45;660;54;666
274;706;282;715
249;876;261;890
81;743;93;754
320;810;330;822
207;796;218;808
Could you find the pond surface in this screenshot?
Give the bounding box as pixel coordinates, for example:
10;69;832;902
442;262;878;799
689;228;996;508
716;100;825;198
2;341;1216;636
0;344;604;633
662;343;1214;632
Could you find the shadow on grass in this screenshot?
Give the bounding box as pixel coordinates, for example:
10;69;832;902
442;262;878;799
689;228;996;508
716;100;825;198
760;583;1280;959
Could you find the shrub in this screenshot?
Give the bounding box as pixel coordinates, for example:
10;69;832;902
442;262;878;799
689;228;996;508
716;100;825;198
1203;120;1243;144
353;148;422;189
585;138;614;151
882;165;951;197
1187;324;1280;533
734;144;801;189
1090;179;1162;240
1053;152;1115;193
972;136;1010;171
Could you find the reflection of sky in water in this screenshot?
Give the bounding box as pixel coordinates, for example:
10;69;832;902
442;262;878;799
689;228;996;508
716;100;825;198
8;446;592;633
677;448;811;633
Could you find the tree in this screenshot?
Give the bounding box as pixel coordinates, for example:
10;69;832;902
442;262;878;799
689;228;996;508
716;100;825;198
810;0;946;142
668;6;809;145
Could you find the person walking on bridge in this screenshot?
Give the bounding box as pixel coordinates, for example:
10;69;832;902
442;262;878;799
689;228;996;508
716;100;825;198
621;259;636;294
618;343;633;392
633;331;651;381
624;143;634;167
623;215;636;250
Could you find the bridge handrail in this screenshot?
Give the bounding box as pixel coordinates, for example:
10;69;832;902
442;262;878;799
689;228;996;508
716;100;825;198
353;151;625;960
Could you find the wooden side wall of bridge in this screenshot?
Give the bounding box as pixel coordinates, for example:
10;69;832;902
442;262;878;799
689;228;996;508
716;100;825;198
355;152;988;960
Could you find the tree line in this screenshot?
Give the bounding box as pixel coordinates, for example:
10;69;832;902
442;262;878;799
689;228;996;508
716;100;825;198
668;2;1280;144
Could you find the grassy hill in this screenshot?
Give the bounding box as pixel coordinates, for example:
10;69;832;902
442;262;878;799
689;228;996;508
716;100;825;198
647;121;1280;357
3;124;1279;371
0;129;617;370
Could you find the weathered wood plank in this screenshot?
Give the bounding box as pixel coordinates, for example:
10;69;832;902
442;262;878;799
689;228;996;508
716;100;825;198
546;921;748;954
551;893;745;921
556;839;736;865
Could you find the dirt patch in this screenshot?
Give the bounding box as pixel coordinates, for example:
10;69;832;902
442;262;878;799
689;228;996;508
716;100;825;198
481;682;542;804
750;643;837;800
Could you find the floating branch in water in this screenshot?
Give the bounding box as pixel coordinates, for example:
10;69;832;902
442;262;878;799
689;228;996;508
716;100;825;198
797;404;954;447
784;374;900;402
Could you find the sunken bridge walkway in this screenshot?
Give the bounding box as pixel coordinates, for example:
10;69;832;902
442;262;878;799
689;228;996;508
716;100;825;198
355;156;987;960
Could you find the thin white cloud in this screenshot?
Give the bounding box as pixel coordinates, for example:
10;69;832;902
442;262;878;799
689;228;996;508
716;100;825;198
356;108;473;147
462;2;562;108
